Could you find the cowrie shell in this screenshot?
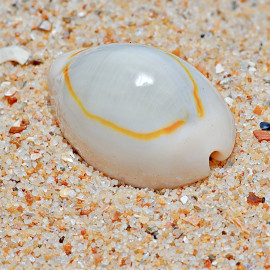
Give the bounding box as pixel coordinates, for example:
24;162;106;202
48;44;235;189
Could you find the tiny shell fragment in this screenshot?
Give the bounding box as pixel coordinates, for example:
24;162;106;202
4;87;17;97
9;124;27;134
0;46;30;65
253;130;270;142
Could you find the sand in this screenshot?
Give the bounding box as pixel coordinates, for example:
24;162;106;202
0;0;270;269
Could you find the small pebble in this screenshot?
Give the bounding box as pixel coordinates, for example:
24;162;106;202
215;63;224;73
142;253;150;261
180;195;188;204
60;188;70;198
247;192;264;205
30;153;42;161
145;226;158;237
225;97;234;106
28;255;35;262
61;155;73;163
249;66;256;73
231;1;237;10
139;215;149;224
253;105;263;115
253;130;270;142
7;96;17;105
59;236;65;243
62;17;71;23
209;255;216;262
78;11;86;17
38;20;52;32
260;122;270;131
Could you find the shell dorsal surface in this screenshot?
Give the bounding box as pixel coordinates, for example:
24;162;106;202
49;43;235;189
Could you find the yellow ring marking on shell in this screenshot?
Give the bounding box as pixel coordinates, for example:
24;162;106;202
168;53;204;118
69;48;89;59
62;62;186;140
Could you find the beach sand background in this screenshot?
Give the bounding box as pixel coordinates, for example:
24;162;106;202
0;0;270;269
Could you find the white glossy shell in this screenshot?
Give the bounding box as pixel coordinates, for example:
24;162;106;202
48;44;235;189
